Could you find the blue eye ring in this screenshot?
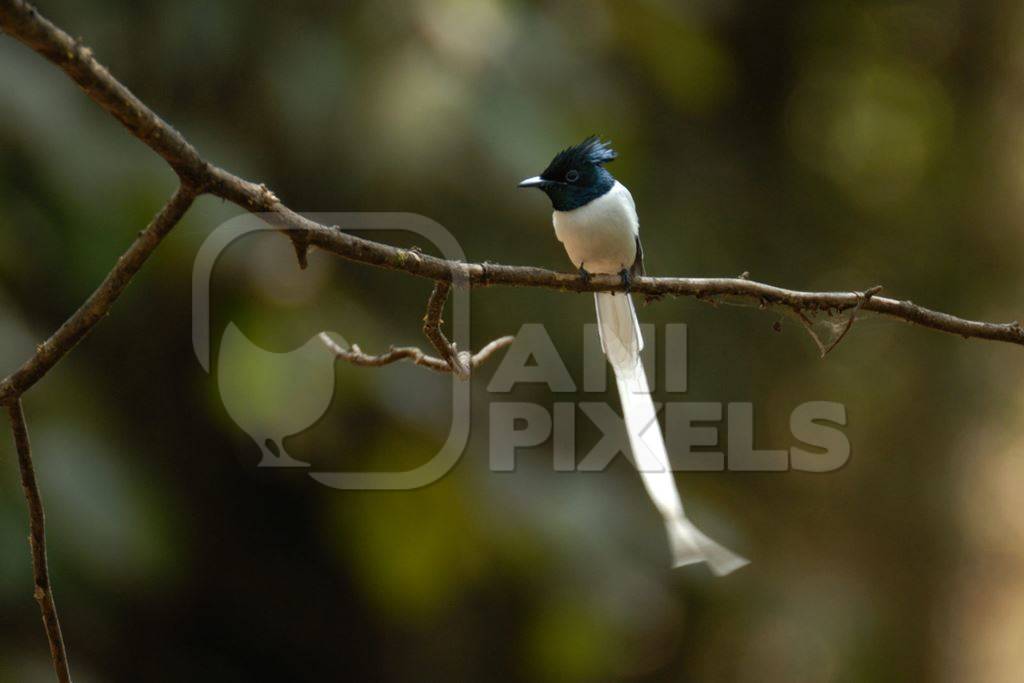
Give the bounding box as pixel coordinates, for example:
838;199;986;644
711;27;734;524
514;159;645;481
566;169;580;183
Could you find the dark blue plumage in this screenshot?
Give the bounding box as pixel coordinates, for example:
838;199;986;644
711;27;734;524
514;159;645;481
518;135;617;211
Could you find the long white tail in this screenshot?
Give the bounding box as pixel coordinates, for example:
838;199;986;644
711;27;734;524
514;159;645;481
595;291;748;576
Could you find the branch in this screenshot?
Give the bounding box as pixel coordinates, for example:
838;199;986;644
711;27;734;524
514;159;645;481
0;0;207;183
818;285;883;357
319;333;514;374
1;0;1021;358
6;400;71;683
321;280;515;377
0;184;196;404
422;281;470;378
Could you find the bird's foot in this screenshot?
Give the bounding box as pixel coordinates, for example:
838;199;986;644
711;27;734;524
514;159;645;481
619;268;632;294
578;264;592;285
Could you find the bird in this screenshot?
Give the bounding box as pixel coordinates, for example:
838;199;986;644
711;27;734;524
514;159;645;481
519;136;748;575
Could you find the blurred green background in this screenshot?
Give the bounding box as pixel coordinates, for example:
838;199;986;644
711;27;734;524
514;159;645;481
2;0;1024;681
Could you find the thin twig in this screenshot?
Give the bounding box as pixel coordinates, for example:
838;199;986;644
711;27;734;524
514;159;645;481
794;308;829;358
821;285;884;357
319;332;514;373
422;281;470;378
6;400;71;683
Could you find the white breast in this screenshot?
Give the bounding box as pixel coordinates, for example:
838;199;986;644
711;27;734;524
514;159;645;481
552;181;639;274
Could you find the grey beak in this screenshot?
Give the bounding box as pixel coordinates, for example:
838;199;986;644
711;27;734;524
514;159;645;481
518;175;545;188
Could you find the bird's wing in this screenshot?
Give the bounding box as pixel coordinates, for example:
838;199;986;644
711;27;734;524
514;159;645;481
632;235;645;277
617;182;640;236
615;183;644;276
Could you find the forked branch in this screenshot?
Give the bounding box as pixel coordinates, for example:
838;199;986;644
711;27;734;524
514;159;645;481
320;279;513;377
320;333;514;374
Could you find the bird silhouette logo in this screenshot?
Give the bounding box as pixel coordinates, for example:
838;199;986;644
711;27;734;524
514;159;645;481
193;212;471;488
216;322;341;467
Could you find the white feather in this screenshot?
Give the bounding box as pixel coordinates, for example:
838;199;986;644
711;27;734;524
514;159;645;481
554;181;638;274
597;292;748;575
555;180;746;574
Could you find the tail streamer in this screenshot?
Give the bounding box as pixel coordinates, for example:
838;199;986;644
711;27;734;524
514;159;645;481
595;292;748;575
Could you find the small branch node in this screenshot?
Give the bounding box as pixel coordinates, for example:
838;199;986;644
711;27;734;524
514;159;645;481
258;183;279;205
818;286;882;357
290;233;310;270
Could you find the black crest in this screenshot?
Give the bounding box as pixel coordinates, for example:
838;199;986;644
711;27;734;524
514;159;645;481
542;135;617;180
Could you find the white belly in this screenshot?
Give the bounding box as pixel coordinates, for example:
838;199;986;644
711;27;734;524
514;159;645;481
553;181;639;274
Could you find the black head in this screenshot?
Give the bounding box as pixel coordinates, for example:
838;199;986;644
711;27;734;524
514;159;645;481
519;136;617;211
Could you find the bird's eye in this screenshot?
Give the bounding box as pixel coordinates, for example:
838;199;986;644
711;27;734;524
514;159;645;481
566;169;580;183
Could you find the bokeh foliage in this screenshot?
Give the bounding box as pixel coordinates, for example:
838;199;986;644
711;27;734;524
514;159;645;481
2;0;1024;681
